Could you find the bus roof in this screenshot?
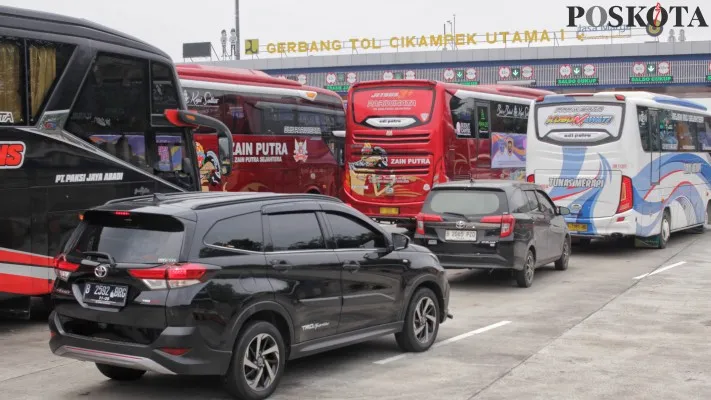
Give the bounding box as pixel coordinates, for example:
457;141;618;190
175;64;342;99
0;5;171;59
349;79;554;99
537;91;708;112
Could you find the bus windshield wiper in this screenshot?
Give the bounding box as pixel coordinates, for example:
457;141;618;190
442;212;470;221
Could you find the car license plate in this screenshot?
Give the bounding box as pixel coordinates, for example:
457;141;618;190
380;207;399;215
445;230;477;242
83;283;128;307
567;223;588;232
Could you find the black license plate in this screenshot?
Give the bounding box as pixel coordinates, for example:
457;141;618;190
83;283;129;307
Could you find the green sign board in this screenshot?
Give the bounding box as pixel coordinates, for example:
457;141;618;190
629;76;673;83
324;84;351;92
393;72;404;79
556;78;599;85
336;72;346;82
572;66;582;75
457;81;480;86
511;67;521;78
706;75;711;82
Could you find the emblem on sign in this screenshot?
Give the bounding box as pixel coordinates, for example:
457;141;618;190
455;221;466;229
94;265;108;278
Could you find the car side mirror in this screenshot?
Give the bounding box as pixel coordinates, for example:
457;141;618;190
392;232;410;251
332;130;346;138
164;109;234;176
558;206;570;216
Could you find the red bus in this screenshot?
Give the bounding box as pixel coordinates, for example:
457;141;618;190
176;64;346;195
342;80;554;229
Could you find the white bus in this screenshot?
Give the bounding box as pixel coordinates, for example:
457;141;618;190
526;91;711;248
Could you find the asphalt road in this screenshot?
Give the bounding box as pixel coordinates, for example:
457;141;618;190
1;229;710;400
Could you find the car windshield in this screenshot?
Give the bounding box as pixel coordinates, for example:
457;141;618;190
67;211;185;264
423;189;508;217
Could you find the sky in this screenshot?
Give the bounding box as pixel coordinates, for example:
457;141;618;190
4;0;710;61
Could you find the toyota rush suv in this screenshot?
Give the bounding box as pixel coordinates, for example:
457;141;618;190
49;192;450;399
414;180;571;288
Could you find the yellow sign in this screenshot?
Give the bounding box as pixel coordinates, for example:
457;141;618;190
244;39;259;55
263;30;574;55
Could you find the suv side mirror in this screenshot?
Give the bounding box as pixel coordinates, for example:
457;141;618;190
164;109;234;176
392;232;410;251
558;206;570;216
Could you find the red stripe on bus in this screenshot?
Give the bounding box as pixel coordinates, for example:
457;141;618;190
0;249;54;267
0;273;53;296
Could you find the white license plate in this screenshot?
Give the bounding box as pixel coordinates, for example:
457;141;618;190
444;230;477;242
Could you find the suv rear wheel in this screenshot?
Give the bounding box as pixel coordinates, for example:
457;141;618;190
95;364;146;381
515;250;535;288
555;236;571;271
395;287;440;352
224;321;286;400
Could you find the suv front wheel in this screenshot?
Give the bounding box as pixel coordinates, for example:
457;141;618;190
224;320;286;400
395;287;440;352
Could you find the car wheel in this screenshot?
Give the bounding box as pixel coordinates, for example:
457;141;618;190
657;210;671;249
515;250;535;288
395;287;440;352
555;236;571;271
224;321;286;400
95;364;146;381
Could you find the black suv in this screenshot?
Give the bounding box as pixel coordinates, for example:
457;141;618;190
48;192;450;399
414;180;571;288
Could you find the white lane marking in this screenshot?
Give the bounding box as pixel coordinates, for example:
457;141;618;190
373;320;512;365
432;320;512;348
634;261;687;280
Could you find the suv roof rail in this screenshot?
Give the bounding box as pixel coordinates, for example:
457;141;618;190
103;191;242;206
191;193;343;210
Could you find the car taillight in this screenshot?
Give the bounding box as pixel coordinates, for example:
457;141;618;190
54;255;80;281
526;174;535;183
114;211;131;216
128;264;208;290
415;213;443;235
617;175;633;213
480;215;516;238
159;347;191;356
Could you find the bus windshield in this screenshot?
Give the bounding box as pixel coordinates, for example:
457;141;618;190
536;103;624;145
352;87;435;127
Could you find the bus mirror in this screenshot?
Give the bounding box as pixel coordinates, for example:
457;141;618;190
164;109;234;176
332;130;346;138
218;135;233;176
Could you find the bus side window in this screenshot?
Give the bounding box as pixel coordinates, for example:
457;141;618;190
637;106;650;151
66;53;151;170
150;62;180;114
476;105;490;139
0;38;25;125
648;109;661;152
492;102;529;134
700;117;711;151
450;96;473;138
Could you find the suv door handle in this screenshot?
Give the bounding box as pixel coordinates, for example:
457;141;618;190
343;261;360;272
269;260;292;271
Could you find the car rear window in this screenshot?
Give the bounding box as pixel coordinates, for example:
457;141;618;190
423;189;508;216
67;211;185;264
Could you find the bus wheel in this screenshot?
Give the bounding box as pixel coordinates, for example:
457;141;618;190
657;210;671;249
692;202;710;233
